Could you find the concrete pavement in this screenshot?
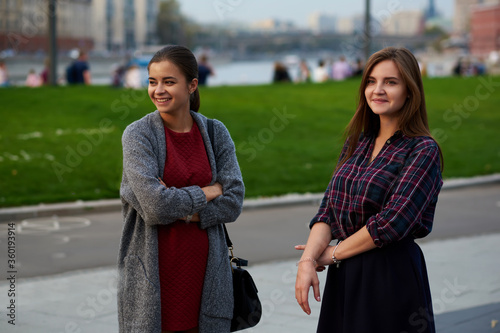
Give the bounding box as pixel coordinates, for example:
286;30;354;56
0;233;499;332
0;174;499;332
1;173;500;223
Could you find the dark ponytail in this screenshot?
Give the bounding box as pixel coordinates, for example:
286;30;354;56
190;88;200;112
147;45;201;112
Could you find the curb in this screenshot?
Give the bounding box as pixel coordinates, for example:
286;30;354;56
1;173;499;223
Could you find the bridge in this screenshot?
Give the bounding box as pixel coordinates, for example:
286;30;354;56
193;30;437;60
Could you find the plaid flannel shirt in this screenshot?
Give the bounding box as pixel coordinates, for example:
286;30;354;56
310;132;443;247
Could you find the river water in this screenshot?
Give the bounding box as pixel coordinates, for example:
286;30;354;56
2;54;457;87
3;56;313;87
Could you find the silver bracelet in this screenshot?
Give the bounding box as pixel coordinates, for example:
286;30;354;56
296;257;317;267
331;240;343;268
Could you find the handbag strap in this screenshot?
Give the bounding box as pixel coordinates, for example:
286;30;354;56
207;119;234;249
207;118;247;267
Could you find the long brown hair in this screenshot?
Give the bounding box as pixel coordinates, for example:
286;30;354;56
147;45;201;112
338;47;443;169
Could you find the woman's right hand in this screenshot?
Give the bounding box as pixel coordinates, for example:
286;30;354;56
158;177;222;202
294;222;332;315
295;260;321;315
295;245;327;272
202;182;223;202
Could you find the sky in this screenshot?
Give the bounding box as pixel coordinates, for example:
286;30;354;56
179;0;454;27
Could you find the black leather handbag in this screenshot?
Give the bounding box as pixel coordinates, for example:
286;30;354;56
207;118;262;331
223;224;262;332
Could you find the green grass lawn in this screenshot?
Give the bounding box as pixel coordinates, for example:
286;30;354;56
1;76;499;207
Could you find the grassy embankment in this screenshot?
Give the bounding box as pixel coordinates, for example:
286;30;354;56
1;76;499;207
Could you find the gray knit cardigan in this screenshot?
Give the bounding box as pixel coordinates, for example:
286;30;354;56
118;110;244;333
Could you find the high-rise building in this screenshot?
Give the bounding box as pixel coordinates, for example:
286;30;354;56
0;0;159;53
470;3;500;56
425;0;438;19
93;0;158;52
0;0;23;36
384;11;425;36
0;0;93;52
454;0;500;34
250;18;296;32
336;17;354;34
308;12;337;33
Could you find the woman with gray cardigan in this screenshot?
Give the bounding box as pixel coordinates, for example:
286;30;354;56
118;45;244;333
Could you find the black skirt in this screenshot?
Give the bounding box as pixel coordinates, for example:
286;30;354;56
317;238;435;333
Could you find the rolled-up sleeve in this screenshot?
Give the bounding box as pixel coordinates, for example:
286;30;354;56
309;140;349;229
198;120;244;229
121;123;207;226
366;141;442;247
309;180;333;228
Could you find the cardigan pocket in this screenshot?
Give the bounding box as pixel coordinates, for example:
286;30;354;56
118;255;159;331
202;257;234;319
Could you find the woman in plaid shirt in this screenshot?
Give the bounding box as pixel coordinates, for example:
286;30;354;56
295;47;443;333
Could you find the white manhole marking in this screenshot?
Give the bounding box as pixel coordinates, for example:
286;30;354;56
15;216;91;235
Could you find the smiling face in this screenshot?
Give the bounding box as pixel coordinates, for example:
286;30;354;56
365;60;408;121
148;60;197;116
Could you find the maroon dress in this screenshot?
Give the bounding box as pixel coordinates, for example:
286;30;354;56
158;121;211;331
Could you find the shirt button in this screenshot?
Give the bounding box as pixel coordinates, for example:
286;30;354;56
387;140;391;144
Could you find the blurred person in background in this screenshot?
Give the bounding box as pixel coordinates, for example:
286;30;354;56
313;59;329;83
0;60;9;87
197;54;214;86
272;61;292;83
66;50;91;85
473;57;487;76
296;59;311;83
124;64;143;89
352;58;364;77
25;69;41;87
295;47;443;333
111;63;128;88
452;57;463;76
331;55;352;81
40;58;50;85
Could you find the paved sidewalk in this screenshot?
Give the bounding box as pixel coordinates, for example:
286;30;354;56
1;232;499;332
2;174;500;223
1;174;499;332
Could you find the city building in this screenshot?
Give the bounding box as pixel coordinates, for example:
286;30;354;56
383;10;425;36
425;16;453;33
308;12;336;33
0;0;93;53
92;0;158;52
425;0;439;19
0;0;159;54
352;15;366;33
469;3;500;56
423;0;453;32
250;19;296;33
335;15;370;35
0;0;23;41
336;17;354;34
454;0;500;35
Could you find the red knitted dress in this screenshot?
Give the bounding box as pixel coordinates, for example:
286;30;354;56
158;121;211;331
